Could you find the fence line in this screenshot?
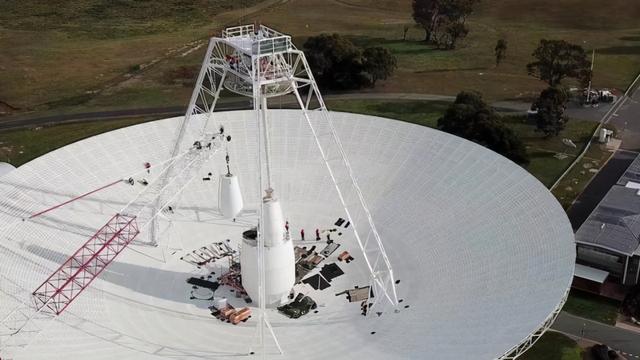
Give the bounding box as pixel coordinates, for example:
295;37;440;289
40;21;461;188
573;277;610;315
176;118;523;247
549;72;640;191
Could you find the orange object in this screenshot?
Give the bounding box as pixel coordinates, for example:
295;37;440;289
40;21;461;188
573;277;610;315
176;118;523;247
338;251;350;261
231;307;251;324
221;307;235;318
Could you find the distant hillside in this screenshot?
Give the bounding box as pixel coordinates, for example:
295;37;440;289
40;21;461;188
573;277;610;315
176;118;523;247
0;0;263;38
336;0;640;30
477;0;640;30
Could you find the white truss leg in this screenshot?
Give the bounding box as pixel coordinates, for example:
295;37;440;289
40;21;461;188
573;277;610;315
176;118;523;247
290;75;399;313
149;38;227;245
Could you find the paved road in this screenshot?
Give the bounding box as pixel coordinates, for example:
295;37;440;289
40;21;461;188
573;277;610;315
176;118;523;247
4;91;618;133
566;149;639;230
553;312;640;358
563;79;640;228
565;102;615;123
0;97;252;131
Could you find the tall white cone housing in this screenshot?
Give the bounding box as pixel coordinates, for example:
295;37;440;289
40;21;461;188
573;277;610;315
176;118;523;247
240;191;295;307
218;173;243;219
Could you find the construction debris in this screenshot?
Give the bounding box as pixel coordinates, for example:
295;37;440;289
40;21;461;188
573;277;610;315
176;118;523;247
336;286;371;303
338;251;354;263
277;293;317;319
180;242;234;266
187;277;219;291
211;304;252;325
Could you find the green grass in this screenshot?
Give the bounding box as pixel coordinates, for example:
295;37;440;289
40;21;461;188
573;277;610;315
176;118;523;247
259;0;640;100
0;116;160;167
518;331;583;360
501;115;600;187
2;0;639;118
551;124;616;209
326;99;450;128
563;289;620;325
0;0;261;39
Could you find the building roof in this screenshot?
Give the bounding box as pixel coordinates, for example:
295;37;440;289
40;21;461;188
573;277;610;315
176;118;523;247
576;154;640;255
574;263;609;283
618;155;640;186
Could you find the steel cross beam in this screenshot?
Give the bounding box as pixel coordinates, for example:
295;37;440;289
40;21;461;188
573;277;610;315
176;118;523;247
288;51;400;313
32;213;140;315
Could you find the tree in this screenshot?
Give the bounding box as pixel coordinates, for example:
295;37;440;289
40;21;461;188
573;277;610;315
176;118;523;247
494;38;507;66
303;34;368;90
534;86;568;137
438;91;529;164
412;0;479;47
402;25;410;41
303;34;397;90
412;0;440;42
362;47;397;86
527;39;592;87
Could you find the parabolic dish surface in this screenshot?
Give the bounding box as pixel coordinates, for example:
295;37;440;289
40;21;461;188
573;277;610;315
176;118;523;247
0;110;575;359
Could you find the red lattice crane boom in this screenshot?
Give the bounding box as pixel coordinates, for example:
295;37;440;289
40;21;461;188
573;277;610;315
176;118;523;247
32;213;139;315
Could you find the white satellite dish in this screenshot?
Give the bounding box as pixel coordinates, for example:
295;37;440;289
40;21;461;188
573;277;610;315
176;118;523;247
0;25;575;360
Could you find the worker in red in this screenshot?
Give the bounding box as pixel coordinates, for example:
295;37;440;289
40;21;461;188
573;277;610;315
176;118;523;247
285;220;289;233
144;162;151;174
300;228;305;241
315;228;320;241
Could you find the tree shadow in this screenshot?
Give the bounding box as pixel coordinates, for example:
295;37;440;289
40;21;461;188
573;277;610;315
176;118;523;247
619;35;640;42
415;66;487;74
366;101;449;115
597;45;640;55
345;35;440;55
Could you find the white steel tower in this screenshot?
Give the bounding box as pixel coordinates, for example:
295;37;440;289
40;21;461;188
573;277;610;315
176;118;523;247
149;23;400;354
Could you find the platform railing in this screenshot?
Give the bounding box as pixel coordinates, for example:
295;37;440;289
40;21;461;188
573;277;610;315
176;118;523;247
223;24;255;38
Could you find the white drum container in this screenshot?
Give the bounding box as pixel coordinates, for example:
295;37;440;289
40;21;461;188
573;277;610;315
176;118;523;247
214;297;228;310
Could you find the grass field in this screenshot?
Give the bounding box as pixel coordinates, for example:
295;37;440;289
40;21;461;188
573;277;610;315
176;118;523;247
519;331;583;360
562;289;620;325
0;0;271;113
326;99;450;128
1;0;639;120
0;0;261;39
253;0;640;99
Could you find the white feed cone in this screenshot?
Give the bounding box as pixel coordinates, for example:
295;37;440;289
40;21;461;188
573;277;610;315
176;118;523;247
219;173;243;219
240;191;295;306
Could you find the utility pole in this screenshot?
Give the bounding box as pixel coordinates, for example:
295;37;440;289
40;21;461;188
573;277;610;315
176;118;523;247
586;49;596;105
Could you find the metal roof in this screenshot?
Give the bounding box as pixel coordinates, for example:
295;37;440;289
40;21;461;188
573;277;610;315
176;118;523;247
618;154;640;186
576;154;640;255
